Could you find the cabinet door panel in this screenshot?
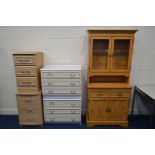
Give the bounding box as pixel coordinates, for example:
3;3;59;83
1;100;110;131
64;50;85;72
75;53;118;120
88;99;108;121
109;98;129;121
90;38;111;72
111;37;133;72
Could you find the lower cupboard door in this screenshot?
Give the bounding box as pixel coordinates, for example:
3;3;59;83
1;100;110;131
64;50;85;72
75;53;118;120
88;99;108;121
108;98;129;121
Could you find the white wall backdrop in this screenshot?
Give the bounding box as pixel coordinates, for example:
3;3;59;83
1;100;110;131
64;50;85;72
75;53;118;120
0;26;155;115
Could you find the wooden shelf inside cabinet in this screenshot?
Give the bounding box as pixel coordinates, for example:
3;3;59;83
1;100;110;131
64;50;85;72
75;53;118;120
87;29;137;127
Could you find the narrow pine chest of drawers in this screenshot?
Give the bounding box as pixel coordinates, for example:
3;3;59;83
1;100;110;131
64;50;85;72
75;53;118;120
13;52;43;125
41;65;82;124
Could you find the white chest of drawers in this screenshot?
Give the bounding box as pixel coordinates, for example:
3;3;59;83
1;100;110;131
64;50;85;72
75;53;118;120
41;65;82;124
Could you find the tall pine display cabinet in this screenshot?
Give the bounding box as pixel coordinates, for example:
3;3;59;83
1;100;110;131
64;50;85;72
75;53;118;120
87;30;137;127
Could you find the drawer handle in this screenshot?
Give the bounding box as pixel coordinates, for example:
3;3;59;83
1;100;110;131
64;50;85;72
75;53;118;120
19;71;33;75
70;90;76;94
70;74;76;78
118;93;123;96
70;82;76;86
71;110;76;114
18;83;36;86
48;90;53;94
97;93;103;97
49;102;54;105
26;108;33;112
50;118;55;121
27;118;34;121
50;110;54;114
71;117;76;121
47;73;53;77
48;82;53;86
71;103;76;107
25;98;31;102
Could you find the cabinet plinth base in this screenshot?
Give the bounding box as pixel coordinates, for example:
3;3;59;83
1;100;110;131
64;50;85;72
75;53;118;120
86;119;128;128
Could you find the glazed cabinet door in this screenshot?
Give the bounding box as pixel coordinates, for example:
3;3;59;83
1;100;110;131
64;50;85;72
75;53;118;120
110;37;133;72
90;37;111;72
88;98;109;121
108;98;129;121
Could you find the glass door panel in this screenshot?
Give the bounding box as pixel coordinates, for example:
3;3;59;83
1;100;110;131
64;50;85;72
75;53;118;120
111;39;130;71
92;39;110;71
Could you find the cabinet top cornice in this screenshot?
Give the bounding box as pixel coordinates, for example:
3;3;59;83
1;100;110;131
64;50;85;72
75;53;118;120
87;29;138;34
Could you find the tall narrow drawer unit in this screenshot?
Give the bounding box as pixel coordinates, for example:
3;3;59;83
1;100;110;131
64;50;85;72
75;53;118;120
41;65;82;124
13;52;43;125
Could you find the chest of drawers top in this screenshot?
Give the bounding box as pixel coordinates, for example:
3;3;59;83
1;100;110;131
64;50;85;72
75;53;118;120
41;65;81;71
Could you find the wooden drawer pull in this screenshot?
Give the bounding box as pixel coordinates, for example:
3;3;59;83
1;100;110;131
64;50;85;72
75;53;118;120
26;108;33;112
25;98;31;102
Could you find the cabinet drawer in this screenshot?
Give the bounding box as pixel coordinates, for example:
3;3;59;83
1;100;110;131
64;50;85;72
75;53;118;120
16;94;42;114
15;66;38;77
41;71;81;79
41;79;81;87
44;114;81;123
110;89;131;97
17;95;42;114
43;100;81;108
88;90;109;98
16;77;40;93
42;88;81;95
13;55;36;66
44;109;80;114
19;114;43;125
